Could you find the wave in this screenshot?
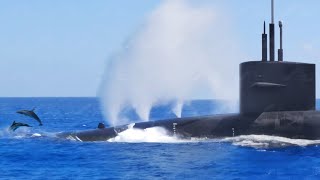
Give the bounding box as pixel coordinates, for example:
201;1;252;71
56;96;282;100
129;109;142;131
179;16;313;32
3;125;320;148
107;126;320;148
0;126;55;140
108;126;192;143
222;135;320;148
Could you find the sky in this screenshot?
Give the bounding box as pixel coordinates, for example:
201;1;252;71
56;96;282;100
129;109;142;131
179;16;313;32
0;0;320;97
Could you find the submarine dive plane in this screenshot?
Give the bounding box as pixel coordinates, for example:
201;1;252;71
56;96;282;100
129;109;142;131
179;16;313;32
58;1;320;141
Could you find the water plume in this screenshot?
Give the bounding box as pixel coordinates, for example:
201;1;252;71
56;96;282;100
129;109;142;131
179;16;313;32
172;100;184;118
99;0;244;126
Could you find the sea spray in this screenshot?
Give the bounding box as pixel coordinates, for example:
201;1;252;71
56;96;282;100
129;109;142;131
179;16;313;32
108;130;320;148
223;135;320;148
108;127;182;143
99;0;244;126
172;100;183;118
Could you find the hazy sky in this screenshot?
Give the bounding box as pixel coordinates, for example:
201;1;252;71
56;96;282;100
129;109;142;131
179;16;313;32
1;0;320;97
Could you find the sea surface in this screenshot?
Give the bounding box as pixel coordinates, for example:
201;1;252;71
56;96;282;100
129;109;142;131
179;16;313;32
1;98;320;179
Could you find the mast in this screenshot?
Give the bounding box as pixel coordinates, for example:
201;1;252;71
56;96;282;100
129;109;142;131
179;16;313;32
262;21;268;61
278;21;283;61
269;0;275;61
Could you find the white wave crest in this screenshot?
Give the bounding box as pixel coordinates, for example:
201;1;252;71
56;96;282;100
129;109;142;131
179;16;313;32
223;135;320;148
0;126;54;140
31;133;42;137
65;135;83;142
108;127;320;147
108;126;188;143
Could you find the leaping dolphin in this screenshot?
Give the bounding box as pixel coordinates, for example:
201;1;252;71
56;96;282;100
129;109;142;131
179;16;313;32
16;108;43;126
10;121;32;131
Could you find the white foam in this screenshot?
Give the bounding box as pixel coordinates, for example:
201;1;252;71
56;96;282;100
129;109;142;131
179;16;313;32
31;133;42;137
223;135;320;148
0;126;54;139
65;135;78;141
14;132;45;139
108;126;320;147
127;123;135;129
108;126;189;143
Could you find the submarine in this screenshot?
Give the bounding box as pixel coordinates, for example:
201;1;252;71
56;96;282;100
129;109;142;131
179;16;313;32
58;1;320;141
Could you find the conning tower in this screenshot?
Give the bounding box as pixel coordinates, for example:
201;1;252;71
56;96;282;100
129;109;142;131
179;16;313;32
240;0;315;114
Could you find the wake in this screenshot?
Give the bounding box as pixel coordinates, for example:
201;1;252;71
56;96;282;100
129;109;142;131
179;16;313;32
106;126;320;148
4;125;320;149
0;127;55;140
223;135;320;148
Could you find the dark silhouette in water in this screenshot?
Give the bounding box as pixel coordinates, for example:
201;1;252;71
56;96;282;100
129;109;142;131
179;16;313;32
97;123;105;129
16;108;43;126
10;121;32;131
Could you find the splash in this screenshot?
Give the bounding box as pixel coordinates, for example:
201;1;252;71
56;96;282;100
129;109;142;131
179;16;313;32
108;126;188;143
108;130;320;148
0;126;56;140
0;126;32;138
108;129;320;147
223;135;320;148
99;0;243;126
172;100;183;118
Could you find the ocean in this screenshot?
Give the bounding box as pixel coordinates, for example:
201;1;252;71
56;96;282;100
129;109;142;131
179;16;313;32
0;98;320;179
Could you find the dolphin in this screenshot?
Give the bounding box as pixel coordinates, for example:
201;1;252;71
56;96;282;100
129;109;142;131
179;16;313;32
10;121;32;131
16;108;43;126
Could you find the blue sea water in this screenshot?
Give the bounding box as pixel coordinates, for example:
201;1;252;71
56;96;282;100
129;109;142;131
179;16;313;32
1;98;320;179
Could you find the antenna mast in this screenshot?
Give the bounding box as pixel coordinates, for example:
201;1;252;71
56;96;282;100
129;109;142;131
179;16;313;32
262;21;268;61
271;0;274;23
269;0;275;61
278;21;283;61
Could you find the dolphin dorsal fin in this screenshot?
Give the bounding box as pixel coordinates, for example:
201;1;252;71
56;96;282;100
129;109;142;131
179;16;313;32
31;107;36;112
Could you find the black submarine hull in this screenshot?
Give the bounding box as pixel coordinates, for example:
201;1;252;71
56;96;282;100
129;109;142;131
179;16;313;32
58;110;320;141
